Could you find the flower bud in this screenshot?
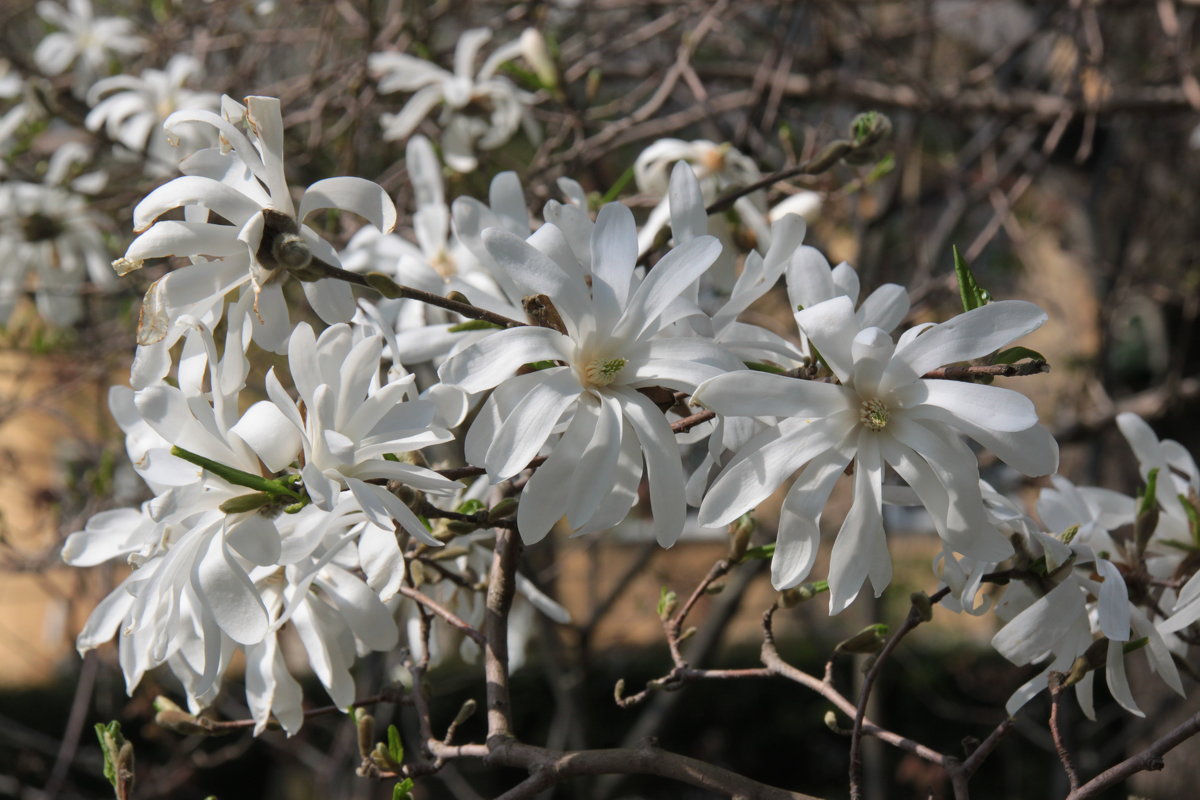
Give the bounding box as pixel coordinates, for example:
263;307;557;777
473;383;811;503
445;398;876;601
520;29;557;90
834;623;890;655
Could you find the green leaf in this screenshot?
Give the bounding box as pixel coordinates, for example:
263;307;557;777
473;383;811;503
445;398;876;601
741;543;776;560
525;360;558;371
1138;468;1160;516
448;319;504;333
386;724;404;764
992;346;1046;365
952;245;992;312
456;499;486;515
1179;494;1200;547
393;779;416;800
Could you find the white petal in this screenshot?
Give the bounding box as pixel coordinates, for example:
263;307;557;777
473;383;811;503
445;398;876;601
901;379;1038;433
196;536;269;645
794;296;859;383
699;415;849;528
773;450;851;589
692;370;850;419
882;300;1046;393
589;203;638;332
316;564;399;650
300;177;398;234
615;235;722;341
617;388;687;547
438;326;569;393
827;434;889;613
1095;559;1131;642
485;369;580;478
230;400;301;472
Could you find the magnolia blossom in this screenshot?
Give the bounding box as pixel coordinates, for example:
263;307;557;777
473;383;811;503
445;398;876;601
370;29;540;172
0;145;113;325
343;135;523;364
440;202;742;546
634;139;770;276
991;530;1183;719
694;298;1058;610
34;0;146;91
86;55;219;174
120;96;397;352
1116;411;1199;543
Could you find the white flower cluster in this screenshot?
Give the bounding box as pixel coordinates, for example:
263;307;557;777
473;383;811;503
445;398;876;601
60;82;1199;733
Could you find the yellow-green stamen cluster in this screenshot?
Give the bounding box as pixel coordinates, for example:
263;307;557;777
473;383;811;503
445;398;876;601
584;357;627;388
859;398;890;431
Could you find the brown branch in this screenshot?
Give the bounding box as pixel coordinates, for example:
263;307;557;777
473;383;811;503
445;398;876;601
1049;673;1081;791
760;606;950;768
1067;710;1200;799
483;524;522;743
312;258;527;329
849;590;946;800
466;739;820;800
396;585;487;646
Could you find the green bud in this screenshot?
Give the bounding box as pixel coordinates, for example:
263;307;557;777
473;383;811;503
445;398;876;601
488;497;519;522
657;587;677;620
448;319;503;333
728;514;755;561
823;710;842;733
703;582;726;596
427;546;471;562
386;723;405;764
219;492;276;514
1135;471;1161;556
370;742;398;771
366;272;405;299
452;698;477;726
356;713;376;759
678;626;697;643
910;591;933;623
835;624;890;655
95;721;134;799
393;778;416;800
1064;638;1109;687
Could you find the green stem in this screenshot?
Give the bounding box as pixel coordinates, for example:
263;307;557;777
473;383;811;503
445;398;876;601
170;446;300;499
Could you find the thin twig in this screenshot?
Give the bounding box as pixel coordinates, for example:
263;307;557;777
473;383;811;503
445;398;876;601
1049;673;1082;791
397;585;487;646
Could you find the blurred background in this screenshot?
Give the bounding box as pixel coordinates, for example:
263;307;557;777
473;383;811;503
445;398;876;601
1;0;1198;797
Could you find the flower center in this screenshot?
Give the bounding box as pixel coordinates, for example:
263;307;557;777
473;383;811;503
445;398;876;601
583;357;627;388
431;249;457;280
859;398;890;431
19;212;64;243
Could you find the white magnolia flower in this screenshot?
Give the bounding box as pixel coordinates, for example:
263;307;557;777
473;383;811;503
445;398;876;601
991;530;1183;719
86;55;220;175
34;0;146;92
0;145;113;325
69;489;402;736
122;95;397;353
439;202;742;546
264;321;461;544
343;135;522;365
1036;474;1134;557
694;297;1058;610
370;29;540;172
1116;411;1199;543
634;138;770;276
